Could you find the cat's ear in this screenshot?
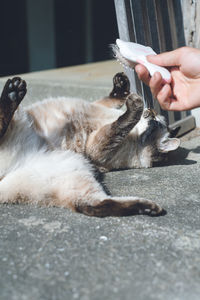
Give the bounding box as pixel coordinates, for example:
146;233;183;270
158;138;180;153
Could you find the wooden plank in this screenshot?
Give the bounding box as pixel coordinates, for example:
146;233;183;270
114;0;143;95
169;115;196;136
140;0;152;46
167;0;179;49
154;0;166;51
114;0;133;41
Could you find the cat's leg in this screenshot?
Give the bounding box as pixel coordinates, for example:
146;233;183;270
44;165;164;217
0;173;164;217
75;196;165;217
0;151;164;217
87;94;143;169
95;72;130;108
0;77;27;138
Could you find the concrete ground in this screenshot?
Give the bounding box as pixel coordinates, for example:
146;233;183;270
0;61;200;300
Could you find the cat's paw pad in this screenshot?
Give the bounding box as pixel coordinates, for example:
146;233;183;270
5;77;27;104
110;72;130;98
113;72;129;90
126;93;143;113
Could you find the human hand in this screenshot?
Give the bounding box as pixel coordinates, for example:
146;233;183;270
135;47;200;111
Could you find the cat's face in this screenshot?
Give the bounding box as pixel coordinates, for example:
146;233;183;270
137;109;180;163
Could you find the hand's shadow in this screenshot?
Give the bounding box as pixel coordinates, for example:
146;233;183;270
154;146;197;167
191;145;200;154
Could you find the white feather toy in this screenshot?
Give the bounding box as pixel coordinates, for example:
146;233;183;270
113;39;171;82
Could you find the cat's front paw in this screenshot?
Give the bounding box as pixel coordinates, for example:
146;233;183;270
110;72;130;99
1;77;27;105
126;93;144;115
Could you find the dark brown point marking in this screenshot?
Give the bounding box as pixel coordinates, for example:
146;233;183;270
0;77;27;138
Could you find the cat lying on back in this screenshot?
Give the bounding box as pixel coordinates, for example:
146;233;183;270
0;73;180;217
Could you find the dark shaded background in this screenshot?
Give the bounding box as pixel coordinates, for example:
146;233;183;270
0;0;118;76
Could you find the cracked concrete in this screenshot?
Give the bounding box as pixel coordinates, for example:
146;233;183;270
0;61;200;300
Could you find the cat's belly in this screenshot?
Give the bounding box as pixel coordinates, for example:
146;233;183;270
0;115;47;175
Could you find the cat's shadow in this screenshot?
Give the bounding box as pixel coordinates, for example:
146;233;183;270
154;146;199;167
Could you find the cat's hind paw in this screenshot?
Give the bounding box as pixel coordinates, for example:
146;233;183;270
140;201;166;217
109;72;130;99
1;77;27;106
76;197;166;217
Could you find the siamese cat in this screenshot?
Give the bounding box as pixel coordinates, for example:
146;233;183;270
0;73;179;217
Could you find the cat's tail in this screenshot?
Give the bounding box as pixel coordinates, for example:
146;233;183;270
75;197;166;218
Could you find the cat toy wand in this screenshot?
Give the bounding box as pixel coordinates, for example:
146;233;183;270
113;39;171;118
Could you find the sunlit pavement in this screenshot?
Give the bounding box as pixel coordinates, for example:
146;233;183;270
0;62;200;300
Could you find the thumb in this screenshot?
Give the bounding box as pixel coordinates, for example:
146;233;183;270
147;48;182;67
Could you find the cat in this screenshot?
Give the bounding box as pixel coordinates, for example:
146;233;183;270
0;73;180;217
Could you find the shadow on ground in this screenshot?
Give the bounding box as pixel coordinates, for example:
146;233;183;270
154;146;198;167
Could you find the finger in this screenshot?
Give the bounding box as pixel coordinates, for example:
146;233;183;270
157;86;189;111
135;64;150;85
156;84;173;110
167;99;188;111
147;48;184;67
149;72;163;98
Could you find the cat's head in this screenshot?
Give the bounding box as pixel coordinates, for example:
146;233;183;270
138;109;180;163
